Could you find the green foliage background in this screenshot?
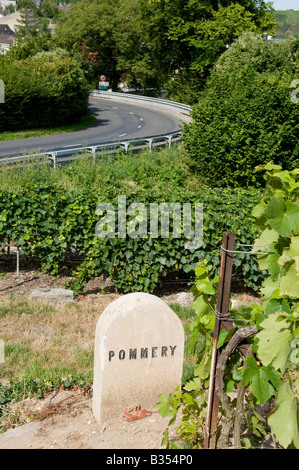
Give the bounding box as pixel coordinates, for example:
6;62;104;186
53;0;276;100
0;49;90;131
182;33;299;187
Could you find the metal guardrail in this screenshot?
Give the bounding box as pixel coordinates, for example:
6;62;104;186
0;91;191;168
92;90;192;116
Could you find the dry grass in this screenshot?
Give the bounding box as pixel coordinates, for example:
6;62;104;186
0;292;198;435
0;294;120;384
0;290;198;395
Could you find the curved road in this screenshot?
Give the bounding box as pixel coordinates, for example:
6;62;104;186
0;96;187;158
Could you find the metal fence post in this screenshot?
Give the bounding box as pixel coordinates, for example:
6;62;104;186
122;142;130;153
146;138;153;152
204;232;236;449
166;135;173;148
50;152;57;170
88;146;96;163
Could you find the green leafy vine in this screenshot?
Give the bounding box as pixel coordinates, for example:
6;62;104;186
155;163;299;449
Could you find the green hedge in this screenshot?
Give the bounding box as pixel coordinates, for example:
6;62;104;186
0;49;90;131
182;33;299;188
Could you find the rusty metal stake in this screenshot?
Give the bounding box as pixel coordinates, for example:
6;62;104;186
204;232;236;449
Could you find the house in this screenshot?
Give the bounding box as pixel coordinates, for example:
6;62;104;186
0;31;14;53
0;9;10;18
0;11;21;32
0;0;16;8
0;23;13;33
0;22;14;52
58;3;71;12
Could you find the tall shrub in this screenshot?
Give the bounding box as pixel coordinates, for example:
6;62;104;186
183;33;299;187
0;49;90;131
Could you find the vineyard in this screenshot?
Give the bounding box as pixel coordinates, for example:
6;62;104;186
0;150;298;448
1;27;299;449
275;10;299;39
0;149;262;295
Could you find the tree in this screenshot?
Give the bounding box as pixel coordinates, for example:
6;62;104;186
182;33;299;187
54;0;277;98
15;0;39;38
54;0;169;91
38;0;61;20
112;0;174;92
54;0;121;89
7;31;54;60
149;0;277;102
0;49;90;131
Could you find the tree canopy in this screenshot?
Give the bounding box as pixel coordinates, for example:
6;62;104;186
182;33;299;187
0;49;90;131
54;0;277;101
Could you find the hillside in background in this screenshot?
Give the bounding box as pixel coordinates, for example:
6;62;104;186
275;10;299;38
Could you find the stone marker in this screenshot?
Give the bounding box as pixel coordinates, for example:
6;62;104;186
92;292;184;424
31;288;74;303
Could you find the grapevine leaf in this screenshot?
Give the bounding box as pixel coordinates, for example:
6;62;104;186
265;237;290;281
265;299;283;316
217;327;236;348
225;380;235;393
279;261;299;298
252;228;279;271
194;359;211;380
154;393;175;418
265;195;285;228
250;415;267;437
255;162;282;171
256;315;293;373
184;377;202;392
252;200;266;219
266;250;281;280
182;392;196;406
190;295;215;329
268;379;299;449
265;298;291;316
279;236;299;278
268;199;299;237
260;276;280;301
241;356;280;404
217;329;230;348
191;295;210;316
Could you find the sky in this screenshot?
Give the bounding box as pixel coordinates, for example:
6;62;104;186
272;0;299;10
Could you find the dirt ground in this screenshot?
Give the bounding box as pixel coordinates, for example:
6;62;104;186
0;255;260;450
0;388;183;449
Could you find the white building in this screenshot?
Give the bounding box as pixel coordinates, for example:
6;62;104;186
0;1;16;9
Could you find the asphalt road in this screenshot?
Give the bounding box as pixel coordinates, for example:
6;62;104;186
0;96;187;158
